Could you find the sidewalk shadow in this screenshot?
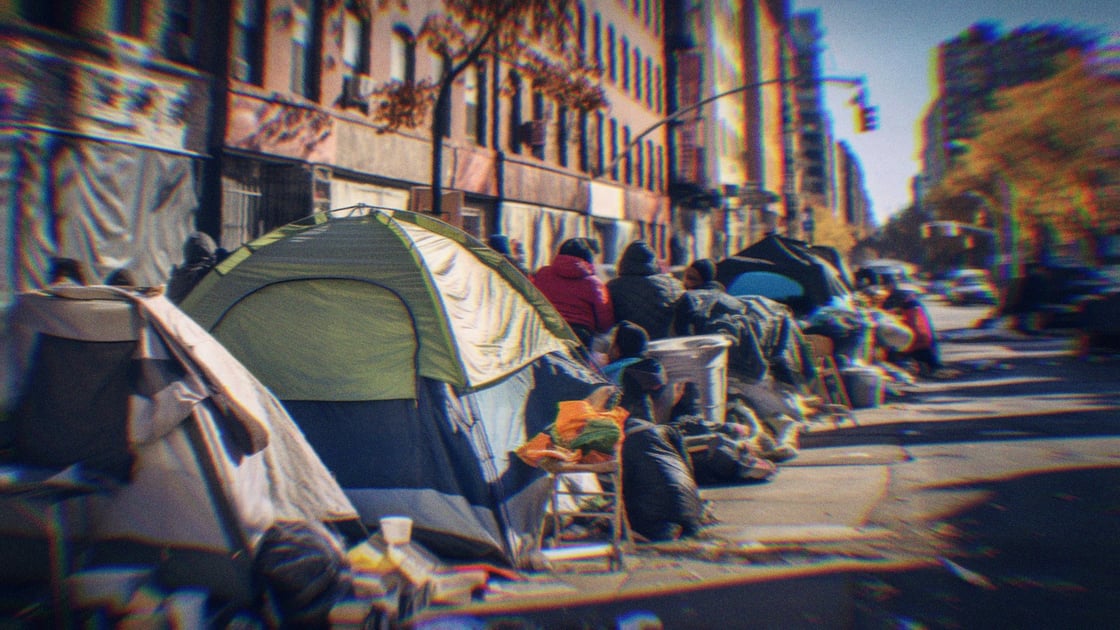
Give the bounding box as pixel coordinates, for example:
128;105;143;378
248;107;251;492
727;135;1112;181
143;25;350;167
802;405;1120;450
853;465;1120;629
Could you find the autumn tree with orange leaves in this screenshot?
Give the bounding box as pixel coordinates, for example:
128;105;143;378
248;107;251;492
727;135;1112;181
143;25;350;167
931;51;1120;268
367;0;607;218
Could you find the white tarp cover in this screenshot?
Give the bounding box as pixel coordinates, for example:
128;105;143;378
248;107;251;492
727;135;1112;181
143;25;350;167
1;287;357;600
1;132;197;304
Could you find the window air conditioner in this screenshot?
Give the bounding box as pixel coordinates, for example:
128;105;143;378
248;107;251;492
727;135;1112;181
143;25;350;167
520;120;546;147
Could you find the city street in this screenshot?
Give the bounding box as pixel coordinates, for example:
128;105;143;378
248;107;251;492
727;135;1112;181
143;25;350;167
415;298;1120;629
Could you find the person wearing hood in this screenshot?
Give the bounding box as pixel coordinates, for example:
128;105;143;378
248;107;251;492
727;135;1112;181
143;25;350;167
606;240;685;341
166;231;223;304
602;321;675;424
488;233;531;277
531;238;614;347
673;258;749;337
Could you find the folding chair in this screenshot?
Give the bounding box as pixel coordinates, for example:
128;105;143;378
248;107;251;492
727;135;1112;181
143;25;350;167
538;454;629;571
803;334;857;427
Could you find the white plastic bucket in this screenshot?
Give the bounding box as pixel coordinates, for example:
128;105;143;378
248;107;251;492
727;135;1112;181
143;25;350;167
840;366;884;408
646;334;732;424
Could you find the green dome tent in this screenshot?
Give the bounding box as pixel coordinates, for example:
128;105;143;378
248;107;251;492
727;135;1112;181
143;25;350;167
180;207;610;567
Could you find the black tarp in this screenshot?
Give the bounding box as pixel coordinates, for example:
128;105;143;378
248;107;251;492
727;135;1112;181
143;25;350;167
716;235;852;316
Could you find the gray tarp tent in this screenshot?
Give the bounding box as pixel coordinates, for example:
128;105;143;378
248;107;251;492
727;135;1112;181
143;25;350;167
0;286;357;617
180;206;610;567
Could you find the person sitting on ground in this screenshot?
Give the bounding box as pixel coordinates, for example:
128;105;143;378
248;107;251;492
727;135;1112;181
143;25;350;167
602;321;678;424
673;258;752;338
606;240;685;341
106;268;138;287
488;234;531;277
532;238;615;347
881;275;945;377
166;232;223;304
48;257;91;286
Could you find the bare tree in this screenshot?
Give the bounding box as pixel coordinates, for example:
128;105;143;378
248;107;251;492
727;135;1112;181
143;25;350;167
369;0;607;218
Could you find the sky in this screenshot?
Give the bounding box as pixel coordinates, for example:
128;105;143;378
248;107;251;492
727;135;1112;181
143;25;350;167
792;0;1119;226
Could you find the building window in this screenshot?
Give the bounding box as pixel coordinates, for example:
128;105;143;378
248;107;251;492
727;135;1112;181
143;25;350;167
232;0;264;84
390;25;415;84
635;138;644;188
595;111;606;175
578;110;590;173
655;65;663;113
465;63;486;145
621;38;629;92
162;0;196;64
290;0;321;100
646;140;655;190
623;125;632;185
342;3;370;76
607;26;616;83
531;89;546;160
558;105;570;167
576;3;587;63
656;145;664;190
645;58;653;108
592;13;602;69
609;117;618;179
634;49;642;101
508;70;523;154
434;52;450;137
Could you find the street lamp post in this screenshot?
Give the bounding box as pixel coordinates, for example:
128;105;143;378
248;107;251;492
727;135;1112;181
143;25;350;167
593;75;865;259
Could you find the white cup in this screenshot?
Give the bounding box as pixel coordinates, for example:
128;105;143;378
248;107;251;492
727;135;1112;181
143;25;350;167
379;516;413;545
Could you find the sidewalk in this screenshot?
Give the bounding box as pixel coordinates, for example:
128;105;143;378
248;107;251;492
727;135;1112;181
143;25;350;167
408;401;920;627
409;324;1108;627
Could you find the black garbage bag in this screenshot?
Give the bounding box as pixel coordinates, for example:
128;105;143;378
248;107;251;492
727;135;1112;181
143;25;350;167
688;433;777;485
621;417;704;541
254;520;354;628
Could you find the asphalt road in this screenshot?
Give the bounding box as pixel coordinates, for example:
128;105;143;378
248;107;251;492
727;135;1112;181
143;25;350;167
413;299;1120;629
840;298;1120;628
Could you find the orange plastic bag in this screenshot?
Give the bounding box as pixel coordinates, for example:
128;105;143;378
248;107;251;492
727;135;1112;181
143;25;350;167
514;431;579;468
551;400;629;446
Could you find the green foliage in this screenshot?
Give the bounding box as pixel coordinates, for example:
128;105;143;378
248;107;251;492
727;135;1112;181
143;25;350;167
867;204;927;266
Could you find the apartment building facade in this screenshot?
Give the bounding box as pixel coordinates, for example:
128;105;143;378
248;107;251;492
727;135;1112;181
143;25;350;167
1;0;216;298
2;0;855;306
218;0;672;273
663;0;793;262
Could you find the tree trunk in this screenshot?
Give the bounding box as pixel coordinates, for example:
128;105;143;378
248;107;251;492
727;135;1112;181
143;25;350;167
430;82;451;218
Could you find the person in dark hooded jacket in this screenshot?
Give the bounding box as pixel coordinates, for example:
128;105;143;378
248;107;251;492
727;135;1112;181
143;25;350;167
532;238;614;346
601;321;675;424
673;258;750;337
606;240;685;340
166;232;224;304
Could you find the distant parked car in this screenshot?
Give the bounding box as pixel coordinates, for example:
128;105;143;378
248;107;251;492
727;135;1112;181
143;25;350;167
855;262;925;295
1024;263;1116;329
946;270;999;306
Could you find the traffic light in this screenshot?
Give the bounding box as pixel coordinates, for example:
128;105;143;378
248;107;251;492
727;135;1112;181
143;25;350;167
859;105;879;132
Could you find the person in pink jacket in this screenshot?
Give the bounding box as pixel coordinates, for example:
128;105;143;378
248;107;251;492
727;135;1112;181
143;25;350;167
532;238;615;347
